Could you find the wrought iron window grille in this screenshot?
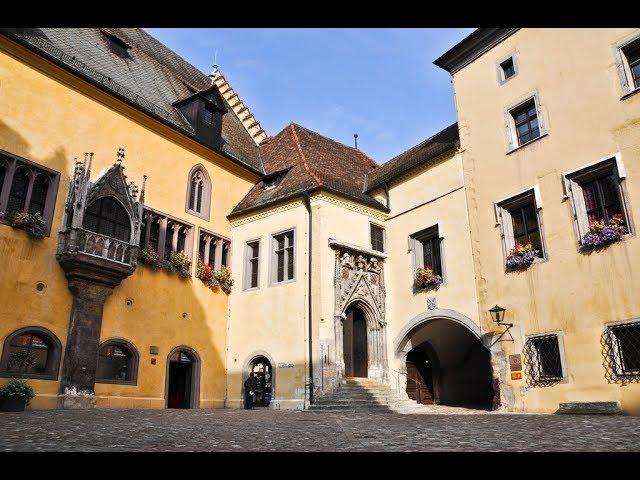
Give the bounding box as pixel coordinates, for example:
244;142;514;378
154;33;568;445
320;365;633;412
522;334;564;387
602;321;640;385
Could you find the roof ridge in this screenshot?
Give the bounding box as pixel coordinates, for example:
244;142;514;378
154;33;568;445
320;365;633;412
290;124;323;187
290;122;378;169
212;69;267;146
383;122;458;165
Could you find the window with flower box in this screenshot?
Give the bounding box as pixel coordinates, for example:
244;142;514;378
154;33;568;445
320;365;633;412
197;228;230;271
0;149;60;237
495;187;545;270
410;225;444;289
563;155;632;249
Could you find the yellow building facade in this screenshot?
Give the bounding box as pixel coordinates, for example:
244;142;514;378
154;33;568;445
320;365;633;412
0;27;638;415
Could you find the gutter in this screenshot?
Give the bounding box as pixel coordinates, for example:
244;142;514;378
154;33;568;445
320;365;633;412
303;192;314;406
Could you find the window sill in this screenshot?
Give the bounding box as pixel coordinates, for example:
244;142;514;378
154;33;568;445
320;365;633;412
269;278;297;288
242;286;260;292
0;218;52;238
95;379;137;386
620;87;640;101
0;372;58;381
506;132;549;155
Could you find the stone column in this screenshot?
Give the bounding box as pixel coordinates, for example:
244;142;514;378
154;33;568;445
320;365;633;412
58;279;114;408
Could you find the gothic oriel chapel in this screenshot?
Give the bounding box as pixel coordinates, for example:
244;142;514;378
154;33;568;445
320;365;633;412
0;28;639;415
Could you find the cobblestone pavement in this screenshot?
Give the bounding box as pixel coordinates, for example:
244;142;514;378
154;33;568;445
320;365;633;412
1;408;639;452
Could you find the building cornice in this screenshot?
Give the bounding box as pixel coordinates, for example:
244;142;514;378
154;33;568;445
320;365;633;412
433;28;520;75
328;238;387;260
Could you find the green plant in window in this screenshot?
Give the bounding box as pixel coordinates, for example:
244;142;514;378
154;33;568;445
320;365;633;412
213;266;234;294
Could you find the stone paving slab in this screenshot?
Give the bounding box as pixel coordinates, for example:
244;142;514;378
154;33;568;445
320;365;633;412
0;409;639;452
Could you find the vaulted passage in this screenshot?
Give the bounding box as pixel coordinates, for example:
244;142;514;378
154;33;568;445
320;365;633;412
403;318;494;409
343;305;368;378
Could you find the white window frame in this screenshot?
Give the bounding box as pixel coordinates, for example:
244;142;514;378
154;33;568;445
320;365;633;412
243;238;261;291
494;185;546;266
269;227;296;286
504;92;546;152
613;30;640;98
524;331;568;385
496;52;518;85
369;221;386;253
604;318;640;378
408;223;446;285
561;152;633;245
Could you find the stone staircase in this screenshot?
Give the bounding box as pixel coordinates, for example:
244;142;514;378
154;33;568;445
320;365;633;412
308;377;429;414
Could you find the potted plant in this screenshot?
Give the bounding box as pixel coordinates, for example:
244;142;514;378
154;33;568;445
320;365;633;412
414;266;442;290
11;210;47;239
138;247;160;267
580;214;627;250
213;265;234;294
506;242;539;270
196;261;217;287
169;251;192;278
0;350;37;411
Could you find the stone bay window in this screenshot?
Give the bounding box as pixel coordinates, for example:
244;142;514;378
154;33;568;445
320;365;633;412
56;147;146;408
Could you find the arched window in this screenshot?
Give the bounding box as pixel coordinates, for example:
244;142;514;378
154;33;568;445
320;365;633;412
96;340;139;384
28;174;49;216
6;167;30;219
185;165;211;220
0;327;62;380
83;196;131;242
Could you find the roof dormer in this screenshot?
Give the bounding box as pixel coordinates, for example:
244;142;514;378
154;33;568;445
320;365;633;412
173;86;227;149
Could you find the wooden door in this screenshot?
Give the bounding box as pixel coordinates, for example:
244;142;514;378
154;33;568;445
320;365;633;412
343;309;354;377
406;358;434;404
353;314;368;377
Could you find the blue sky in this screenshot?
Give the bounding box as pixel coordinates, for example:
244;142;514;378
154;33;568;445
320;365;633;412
146;28;474;163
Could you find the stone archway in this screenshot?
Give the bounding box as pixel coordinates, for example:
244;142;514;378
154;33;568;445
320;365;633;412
393;309;514;411
241;351;276;409
165;346;201;409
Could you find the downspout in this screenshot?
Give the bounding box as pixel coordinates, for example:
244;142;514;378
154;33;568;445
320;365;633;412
303;192;314;406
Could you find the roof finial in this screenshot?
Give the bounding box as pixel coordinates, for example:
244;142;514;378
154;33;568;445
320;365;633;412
116;146;125;163
354;133;359;150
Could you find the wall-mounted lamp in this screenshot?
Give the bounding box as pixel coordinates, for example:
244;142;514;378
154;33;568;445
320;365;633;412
488;304;514;347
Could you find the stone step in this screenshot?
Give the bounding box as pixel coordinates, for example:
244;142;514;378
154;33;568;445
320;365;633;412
308;404;393;411
313;398;406;406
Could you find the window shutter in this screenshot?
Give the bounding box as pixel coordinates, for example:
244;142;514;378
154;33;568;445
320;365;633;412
534;96;546;135
568;179;588;240
614;48;631;94
504;110;515;150
413;238;424;270
501;207;515;251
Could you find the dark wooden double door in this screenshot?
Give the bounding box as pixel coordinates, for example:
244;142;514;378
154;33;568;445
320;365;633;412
406;348;434;404
343;306;368;377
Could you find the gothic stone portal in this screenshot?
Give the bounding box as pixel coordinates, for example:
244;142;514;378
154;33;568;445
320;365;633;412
330;242;388;388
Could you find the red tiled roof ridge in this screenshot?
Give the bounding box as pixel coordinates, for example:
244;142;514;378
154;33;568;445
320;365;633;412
384;122;458;165
290;124;323;187
289;122;378;170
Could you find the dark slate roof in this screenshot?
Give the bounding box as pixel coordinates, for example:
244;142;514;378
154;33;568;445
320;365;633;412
433;28;519;74
0;28;263;174
365;123;459;192
230;123;388;217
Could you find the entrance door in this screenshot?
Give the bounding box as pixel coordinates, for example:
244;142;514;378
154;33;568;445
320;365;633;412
343;306;368;378
406;349;434;404
250;357;273;407
167;351;193;409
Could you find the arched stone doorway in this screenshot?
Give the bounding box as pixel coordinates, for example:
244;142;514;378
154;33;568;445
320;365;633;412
395;310;496;410
249;356;273;407
165;346;200;409
343;304;368;378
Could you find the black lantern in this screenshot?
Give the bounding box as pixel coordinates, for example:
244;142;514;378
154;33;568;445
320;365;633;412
489;304;506;324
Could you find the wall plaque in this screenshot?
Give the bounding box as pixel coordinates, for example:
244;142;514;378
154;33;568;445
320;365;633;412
149;346;159;355
277;362;294;368
509;354;522;371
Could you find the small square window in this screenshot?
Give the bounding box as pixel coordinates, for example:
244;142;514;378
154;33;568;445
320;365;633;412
370;223;385;252
523;333;565;387
500;57;516;80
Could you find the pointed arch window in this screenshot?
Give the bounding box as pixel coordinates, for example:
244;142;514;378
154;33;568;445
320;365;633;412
6;167;30;219
83;196;131;242
185;165;211;221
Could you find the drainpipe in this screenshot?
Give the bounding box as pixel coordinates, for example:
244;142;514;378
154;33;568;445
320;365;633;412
303;192;314;406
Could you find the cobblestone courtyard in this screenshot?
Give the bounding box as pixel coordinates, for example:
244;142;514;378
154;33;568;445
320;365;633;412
1;409;639;452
